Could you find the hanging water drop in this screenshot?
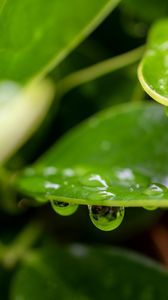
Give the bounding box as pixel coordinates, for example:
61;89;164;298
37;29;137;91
88;205;125;231
143;206;158;211
51;200;78;216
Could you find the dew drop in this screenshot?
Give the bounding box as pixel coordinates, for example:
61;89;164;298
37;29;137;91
143;183;164;196
51;200;78;216
63;168;75;177
79;173;108;188
45;182;60;190
88;205;125;231
43;167;57;176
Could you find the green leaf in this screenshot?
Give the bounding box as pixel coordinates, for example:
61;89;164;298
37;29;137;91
138;20;168;106
15;103;168;208
10;243;168;300
0;0;120;84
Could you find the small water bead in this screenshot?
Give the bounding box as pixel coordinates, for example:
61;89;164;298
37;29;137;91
143;183;165;196
116;169;134;182
79;173;108;188
51;200;78;216
114;168;150;187
44;181;60;190
63;168;75;177
43;167;57;176
88;190;116;201
88;205;125;231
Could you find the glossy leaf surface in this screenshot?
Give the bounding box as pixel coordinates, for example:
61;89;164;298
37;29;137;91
16;104;168;208
138;20;168;106
10;244;168;300
0;0;120;84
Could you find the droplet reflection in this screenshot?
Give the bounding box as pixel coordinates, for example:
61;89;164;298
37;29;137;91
51;200;78;216
88;205;125;231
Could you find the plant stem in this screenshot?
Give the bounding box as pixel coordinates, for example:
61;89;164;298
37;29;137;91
1;220;43;269
56;45;145;96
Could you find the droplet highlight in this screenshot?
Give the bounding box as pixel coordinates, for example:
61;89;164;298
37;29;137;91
88;205;125;231
79;173;108;188
51;200;78;216
143;183;164;196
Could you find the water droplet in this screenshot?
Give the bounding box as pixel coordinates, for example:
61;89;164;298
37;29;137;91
63;168;75;177
44;182;60;190
114;168;149;187
51;200;78;216
143;183;165;196
143;206;158;211
88;205;125;231
79;173;108;188
43;167;57;176
116;169;134;181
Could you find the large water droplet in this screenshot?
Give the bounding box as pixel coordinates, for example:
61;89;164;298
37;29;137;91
88;205;125;231
51;200;78;216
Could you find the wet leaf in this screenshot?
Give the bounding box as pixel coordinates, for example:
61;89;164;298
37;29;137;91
10;243;168;300
138;19;168;106
15;103;168;209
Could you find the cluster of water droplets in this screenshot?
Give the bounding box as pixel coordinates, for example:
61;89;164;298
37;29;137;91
21;165;168;231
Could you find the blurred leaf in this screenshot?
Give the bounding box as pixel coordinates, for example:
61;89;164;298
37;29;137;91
0;79;54;164
0;0;120;84
138;19;168;106
0;266;11;300
121;0;168;22
0;0;121;165
10;243;168;300
15;104;168;208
